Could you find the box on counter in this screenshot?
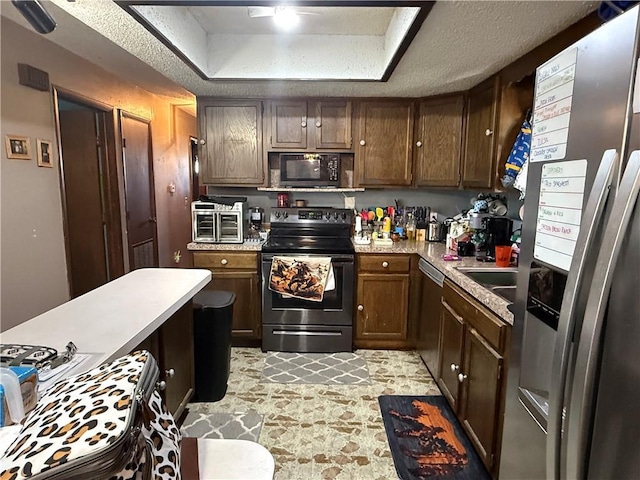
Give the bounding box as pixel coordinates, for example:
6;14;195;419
0;366;38;426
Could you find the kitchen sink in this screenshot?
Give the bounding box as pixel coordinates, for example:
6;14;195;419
490;286;517;303
456;267;518;287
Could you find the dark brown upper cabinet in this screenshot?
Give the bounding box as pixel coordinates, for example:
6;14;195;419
414;95;465;188
462;77;499;189
198;98;264;186
268;99;352;151
355;101;414;187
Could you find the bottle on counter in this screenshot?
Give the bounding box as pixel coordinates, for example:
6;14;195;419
406;213;416;241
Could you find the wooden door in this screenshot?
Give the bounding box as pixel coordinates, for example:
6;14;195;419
462;79;498;189
356;101;414;186
270;100;308;149
314;100;352;150
415;96;464;187
121;113;158;270
199;100;263;185
355;273;409;344
203;271;261;341
460;326;503;471
438;298;464;411
59;110;109;297
159;302;194;418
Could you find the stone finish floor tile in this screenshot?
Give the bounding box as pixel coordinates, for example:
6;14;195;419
192;347;439;479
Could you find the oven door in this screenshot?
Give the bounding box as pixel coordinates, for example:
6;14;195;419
261;253;354;326
192;210;217;242
218;211;243;243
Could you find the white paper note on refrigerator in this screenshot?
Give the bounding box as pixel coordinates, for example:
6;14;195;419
534;159;587;270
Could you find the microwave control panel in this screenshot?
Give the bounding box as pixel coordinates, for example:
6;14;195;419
328;157;339;181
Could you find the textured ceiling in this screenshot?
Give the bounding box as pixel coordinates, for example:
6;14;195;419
1;1;599;102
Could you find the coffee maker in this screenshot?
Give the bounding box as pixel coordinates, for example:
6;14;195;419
485;217;513;259
249;207;264;239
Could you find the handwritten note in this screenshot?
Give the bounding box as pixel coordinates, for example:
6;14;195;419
530;48;578;162
534;159;587;271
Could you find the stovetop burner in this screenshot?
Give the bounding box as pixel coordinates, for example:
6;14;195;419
263;207;355;255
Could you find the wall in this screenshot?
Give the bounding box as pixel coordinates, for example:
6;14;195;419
1;18;195;331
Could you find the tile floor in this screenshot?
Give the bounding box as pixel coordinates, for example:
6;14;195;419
189;348;441;480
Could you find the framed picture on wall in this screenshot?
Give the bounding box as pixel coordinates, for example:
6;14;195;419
36;139;53;168
5;135;31;160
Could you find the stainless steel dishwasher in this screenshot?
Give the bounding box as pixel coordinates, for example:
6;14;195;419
417;258;444;377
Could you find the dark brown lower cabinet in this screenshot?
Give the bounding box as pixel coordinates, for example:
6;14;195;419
437;279;509;479
192;252;261;346
134;301;194;419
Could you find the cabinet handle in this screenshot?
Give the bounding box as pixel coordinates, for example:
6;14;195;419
316;121;321;128
485;129;493;136
458;373;468;383
360;140;366;146
199;139;206;145
382;261;389;268
450;363;459;372
221;258;228;265
357;305;364;311
441;298;464;324
301;120;307;128
165;368;175;378
156;380;167;391
416;141;423;147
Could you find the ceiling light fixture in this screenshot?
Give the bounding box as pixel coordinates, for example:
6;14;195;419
272;7;299;31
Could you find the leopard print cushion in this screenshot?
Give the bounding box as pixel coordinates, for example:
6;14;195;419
0;351;180;480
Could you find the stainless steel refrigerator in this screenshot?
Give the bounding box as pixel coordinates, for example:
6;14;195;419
500;6;640;480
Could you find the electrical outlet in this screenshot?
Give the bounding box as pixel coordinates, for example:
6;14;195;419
344;195;355;210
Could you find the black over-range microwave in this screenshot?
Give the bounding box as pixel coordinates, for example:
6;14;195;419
280;153;340;187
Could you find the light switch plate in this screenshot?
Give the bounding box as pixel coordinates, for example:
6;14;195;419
344;195;355;210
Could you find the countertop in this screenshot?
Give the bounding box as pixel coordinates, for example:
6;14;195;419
1;268;212;371
354;241;514;325
188;241;263;251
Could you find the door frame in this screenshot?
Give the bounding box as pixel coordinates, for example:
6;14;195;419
52;87;125;294
118;110;159;270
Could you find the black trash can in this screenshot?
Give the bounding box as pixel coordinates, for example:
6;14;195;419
192;290;236;402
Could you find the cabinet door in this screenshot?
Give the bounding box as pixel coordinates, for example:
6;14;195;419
462;80;498;189
356;101;414;186
355;273;409;345
437;298;464;411
199;100;263;185
203;271;261;341
414;96;464;187
158;302;194;418
417;273;442;377
459;326;504;471
270;100;308;149
314;101;352;150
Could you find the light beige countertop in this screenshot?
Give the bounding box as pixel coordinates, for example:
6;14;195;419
188;241;264;251
355;241;514;325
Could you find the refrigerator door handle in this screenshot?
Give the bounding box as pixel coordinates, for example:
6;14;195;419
547;149;619;480
565;150;640;480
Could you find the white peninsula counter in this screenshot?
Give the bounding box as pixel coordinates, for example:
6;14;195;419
1;268;211;371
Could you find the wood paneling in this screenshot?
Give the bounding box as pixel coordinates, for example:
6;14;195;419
414;95;464;187
199;99;264;185
462;79;499;189
315;101;352;150
356;101;414;186
270;100;307;149
355;273;409;343
437;299;464;410
460;326;503;471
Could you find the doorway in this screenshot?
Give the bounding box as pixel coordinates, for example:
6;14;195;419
54;91;124;297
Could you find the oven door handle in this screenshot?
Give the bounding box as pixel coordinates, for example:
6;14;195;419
262;255;354;264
